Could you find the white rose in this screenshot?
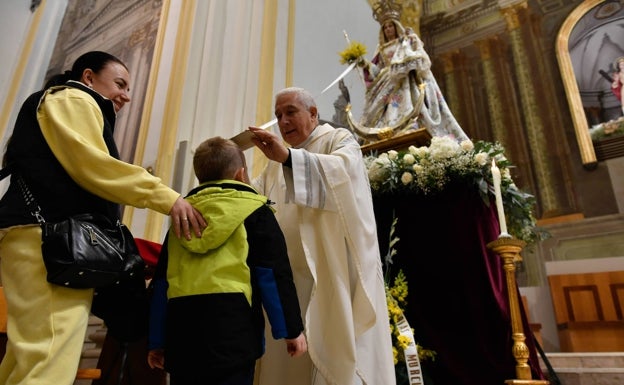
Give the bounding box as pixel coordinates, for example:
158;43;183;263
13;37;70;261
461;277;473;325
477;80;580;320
408;145;418;155
401;172;413;185
460;140;474;151
474;152;488;166
388;150;399;160
368;162;387;181
412;164;423;174
415;146;429;158
403;154;415;165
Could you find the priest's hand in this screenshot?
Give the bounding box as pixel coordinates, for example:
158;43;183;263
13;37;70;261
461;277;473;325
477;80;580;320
249;126;290;163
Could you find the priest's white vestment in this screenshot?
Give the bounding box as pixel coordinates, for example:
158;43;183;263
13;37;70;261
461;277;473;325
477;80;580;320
253;124;396;385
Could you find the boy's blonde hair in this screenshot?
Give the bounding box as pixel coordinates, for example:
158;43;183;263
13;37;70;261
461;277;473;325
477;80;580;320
193;137;246;183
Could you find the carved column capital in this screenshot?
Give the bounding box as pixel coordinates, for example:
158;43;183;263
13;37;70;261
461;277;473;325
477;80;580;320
500;1;528;30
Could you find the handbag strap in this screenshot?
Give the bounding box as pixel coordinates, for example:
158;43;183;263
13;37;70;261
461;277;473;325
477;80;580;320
0;165;45;224
0;165;11;181
16;175;46;224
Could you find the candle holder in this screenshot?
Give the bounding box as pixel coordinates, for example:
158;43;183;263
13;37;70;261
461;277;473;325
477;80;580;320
487;236;549;385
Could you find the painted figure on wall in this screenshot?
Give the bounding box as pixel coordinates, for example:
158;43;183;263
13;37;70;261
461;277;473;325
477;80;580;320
46;0;162;163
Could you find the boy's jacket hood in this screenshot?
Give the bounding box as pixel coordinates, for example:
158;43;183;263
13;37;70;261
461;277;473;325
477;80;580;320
175;180;268;253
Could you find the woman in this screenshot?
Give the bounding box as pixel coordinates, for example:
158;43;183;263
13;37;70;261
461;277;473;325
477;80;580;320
358;18;468;141
0;51;205;385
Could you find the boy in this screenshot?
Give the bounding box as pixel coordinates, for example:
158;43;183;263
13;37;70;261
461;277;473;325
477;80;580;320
147;137;306;385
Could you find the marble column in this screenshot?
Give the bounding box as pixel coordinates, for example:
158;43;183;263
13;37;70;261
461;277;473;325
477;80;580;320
438;50;480;138
474;38;508;144
501;2;559;215
439;51;460;120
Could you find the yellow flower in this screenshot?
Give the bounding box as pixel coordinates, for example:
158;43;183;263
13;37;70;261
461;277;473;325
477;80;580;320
338;41;367;64
397;334;412;350
384;218;438;367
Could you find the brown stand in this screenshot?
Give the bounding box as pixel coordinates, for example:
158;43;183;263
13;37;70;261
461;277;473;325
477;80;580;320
487;236;549;385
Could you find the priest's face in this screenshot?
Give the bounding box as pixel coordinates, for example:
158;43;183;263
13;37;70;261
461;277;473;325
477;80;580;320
274;92;318;147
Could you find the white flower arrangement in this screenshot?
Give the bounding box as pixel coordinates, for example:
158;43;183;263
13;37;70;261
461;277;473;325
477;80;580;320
364;136;545;245
589;117;624;141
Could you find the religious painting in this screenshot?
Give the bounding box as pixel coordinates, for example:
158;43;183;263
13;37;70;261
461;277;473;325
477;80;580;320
559;0;624;164
45;0;163;163
568;0;624;125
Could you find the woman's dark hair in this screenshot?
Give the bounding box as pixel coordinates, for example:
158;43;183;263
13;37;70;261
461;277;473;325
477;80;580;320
43;51;128;89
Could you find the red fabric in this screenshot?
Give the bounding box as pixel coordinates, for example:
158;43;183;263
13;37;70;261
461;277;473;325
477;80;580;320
612;84;621;100
134;238;162;267
373;184;545;385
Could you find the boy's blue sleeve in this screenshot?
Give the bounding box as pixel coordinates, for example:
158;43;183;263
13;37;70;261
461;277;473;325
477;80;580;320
254;266;289;339
148;278;168;350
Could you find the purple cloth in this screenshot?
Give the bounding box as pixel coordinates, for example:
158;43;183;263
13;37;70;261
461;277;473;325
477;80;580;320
373;185;545;385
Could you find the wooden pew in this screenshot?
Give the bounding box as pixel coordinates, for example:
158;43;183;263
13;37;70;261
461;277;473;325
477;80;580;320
548;271;624;352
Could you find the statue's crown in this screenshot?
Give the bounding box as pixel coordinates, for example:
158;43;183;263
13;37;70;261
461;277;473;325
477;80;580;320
372;0;401;24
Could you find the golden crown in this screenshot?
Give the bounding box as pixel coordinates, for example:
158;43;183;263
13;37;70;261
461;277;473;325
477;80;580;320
372;0;402;24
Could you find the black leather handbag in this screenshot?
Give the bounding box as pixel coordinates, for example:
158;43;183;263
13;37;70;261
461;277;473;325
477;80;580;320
40;213;144;288
16;175;145;289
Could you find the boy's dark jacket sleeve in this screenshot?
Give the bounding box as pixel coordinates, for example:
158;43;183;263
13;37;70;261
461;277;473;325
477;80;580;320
246;204;304;339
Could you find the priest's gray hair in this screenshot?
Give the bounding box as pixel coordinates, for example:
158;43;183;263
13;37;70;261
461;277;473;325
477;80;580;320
276;87;316;110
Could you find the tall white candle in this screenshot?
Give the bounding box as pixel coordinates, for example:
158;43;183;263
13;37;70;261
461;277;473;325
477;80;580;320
491;159;509;237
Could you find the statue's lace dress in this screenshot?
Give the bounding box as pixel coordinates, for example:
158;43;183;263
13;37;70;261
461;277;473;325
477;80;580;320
361;21;468;141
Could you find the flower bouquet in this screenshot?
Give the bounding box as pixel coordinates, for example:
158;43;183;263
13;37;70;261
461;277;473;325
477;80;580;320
364;136;545;245
339;41;367;65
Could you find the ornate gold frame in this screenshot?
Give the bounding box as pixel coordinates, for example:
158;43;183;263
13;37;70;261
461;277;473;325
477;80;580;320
556;0;602;168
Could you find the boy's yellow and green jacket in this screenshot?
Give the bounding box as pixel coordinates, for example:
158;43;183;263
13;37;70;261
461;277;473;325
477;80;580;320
148;180;303;375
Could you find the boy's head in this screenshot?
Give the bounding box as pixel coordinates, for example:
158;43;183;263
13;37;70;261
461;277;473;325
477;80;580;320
193;137;249;184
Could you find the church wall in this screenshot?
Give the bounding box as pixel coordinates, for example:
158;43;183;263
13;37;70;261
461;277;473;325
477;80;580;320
0;0;68;162
0;2;33;108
